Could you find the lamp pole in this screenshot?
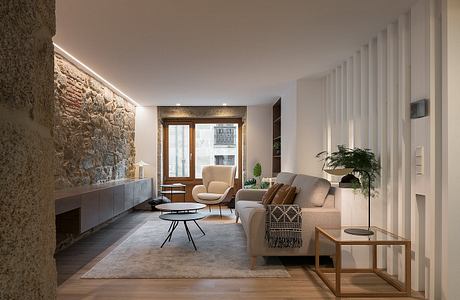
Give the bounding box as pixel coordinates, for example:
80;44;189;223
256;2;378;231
356;169;372;232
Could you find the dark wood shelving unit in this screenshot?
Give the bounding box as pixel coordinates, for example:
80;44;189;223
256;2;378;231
272;98;281;176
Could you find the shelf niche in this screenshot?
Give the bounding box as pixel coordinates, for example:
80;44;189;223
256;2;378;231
272;98;281;176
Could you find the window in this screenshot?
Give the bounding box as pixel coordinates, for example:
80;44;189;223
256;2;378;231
163;119;241;182
195;123;238;178
167;124;190;178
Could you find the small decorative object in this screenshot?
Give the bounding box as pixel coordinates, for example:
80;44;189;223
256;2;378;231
262;177;276;188
244;178;256;189
135;160;150;179
317;145;381;236
253;162;262;184
273;141;281;155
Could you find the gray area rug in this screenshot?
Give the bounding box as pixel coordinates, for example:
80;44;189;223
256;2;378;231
82;220;290;278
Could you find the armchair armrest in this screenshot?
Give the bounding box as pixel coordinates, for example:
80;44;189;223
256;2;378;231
192;185;206;202
235;189;267;202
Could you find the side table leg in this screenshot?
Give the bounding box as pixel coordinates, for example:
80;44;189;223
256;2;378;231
315;228;320;271
335;243;341;296
405;241;411;296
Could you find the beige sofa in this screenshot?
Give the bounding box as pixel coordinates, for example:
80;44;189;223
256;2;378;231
235;172;340;267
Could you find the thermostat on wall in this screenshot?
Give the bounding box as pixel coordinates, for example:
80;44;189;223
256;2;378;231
410;99;429;119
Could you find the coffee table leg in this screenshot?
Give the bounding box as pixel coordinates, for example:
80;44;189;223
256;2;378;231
184;221;197;251
193;220;205;236
161;221;178;248
168;221;179;242
167;220;174;233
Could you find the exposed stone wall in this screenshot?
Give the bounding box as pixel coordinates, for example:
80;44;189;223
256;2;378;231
54;54;136;189
0;1;57;299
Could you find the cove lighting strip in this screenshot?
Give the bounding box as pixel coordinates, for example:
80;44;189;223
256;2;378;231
53;43;141;107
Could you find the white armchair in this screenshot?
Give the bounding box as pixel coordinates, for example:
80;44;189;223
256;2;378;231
192;165;236;217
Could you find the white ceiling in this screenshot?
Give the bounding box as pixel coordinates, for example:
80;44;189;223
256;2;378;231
55;0;416;106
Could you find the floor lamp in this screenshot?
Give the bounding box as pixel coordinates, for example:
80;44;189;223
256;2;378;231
324;168;374;236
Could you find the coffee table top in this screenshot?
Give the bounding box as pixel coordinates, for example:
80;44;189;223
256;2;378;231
159;212;207;222
156;202;206;212
316;226;409;245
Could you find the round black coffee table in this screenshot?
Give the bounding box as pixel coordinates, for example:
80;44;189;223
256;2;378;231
159;212;207;251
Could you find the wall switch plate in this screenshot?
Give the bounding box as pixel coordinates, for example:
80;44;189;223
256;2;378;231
415;146;424;175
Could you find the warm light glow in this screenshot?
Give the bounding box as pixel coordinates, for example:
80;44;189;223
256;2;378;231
176;103;181;106
53;43;141;107
223;103;228;106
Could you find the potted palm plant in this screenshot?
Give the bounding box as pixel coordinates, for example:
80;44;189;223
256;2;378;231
316;145;381;197
316;145;381;236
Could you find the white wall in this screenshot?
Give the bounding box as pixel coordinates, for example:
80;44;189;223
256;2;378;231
296;78;324;177
442;0;460;298
280;78;325;176
135;106;158;193
281;81;298;173
246;105;272;178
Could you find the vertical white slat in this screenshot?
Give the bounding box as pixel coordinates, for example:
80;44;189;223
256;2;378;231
342;62;348;146
353;51;362;148
377;29;388;269
369;38;379;152
387;22;400;276
397;13;411;282
360;45;369;147
336;66;342;146
326;74;332;155
347;57;354;147
330;70;337;152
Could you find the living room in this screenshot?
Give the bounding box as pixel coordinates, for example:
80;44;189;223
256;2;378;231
2;0;460;299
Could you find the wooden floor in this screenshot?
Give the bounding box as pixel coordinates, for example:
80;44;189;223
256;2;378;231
56;208;425;300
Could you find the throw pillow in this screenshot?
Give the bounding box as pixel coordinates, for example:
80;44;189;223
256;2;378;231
271;185;297;205
261;183;283;205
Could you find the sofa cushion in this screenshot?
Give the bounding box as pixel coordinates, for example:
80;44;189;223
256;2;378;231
291;175;331;207
197;193;222;200
271;185;297;205
236;200;263;212
275;172;297;185
261;183;283;205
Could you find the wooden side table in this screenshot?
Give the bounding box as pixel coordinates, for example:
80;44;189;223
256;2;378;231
315;226;411;298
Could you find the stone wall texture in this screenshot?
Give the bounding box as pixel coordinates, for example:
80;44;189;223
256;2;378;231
54;54;136;189
0;0;57;299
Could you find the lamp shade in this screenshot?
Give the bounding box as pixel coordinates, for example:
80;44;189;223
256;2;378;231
323;168;354;176
135;160;150;167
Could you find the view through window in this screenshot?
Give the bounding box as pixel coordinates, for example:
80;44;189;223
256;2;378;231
195;123;238;178
168;124;190;177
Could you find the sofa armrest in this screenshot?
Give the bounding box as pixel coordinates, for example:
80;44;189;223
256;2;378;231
235;189;267;202
245;207;341;256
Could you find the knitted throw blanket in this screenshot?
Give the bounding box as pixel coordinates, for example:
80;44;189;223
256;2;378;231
265;205;302;248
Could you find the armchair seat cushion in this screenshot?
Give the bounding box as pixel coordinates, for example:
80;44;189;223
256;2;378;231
197;192;222;200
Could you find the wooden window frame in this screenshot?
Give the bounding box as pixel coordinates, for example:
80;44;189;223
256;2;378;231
163;118;243;188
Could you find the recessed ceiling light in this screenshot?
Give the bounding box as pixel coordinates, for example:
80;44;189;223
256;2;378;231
176;103;181;106
222;103;228;106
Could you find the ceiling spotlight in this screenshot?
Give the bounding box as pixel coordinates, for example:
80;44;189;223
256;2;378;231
222;103;228;106
176;103;181;106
